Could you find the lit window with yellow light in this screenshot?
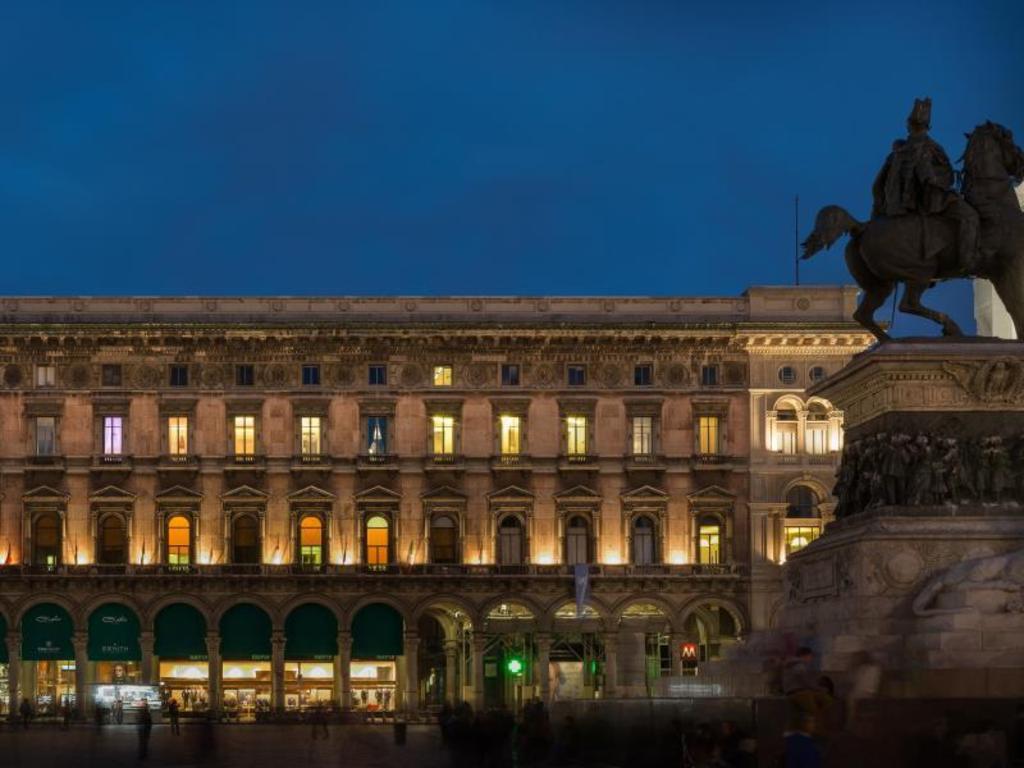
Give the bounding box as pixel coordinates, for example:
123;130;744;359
167;515;191;566
432;415;455;454
300;416;321;456
632;416;653;456
697;520;721;564
499;415;521;455
366;515;389;568
698;416;720;455
168;416;189;456
234;415;256;455
299;515;323;566
433;365;453;387
566;415;588;456
785;525;819;555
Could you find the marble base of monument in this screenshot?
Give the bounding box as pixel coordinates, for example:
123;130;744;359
776;339;1024;698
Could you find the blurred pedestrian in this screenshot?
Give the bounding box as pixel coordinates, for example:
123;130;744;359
311;702;328;739
60;701;71;730
137;699;153;760
845;651;881;736
168;698;181;735
785;713;822;768
19;697;32;730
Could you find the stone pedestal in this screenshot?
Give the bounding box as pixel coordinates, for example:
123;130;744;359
778;340;1024;697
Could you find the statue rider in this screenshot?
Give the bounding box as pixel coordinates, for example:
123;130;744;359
871;97;982;274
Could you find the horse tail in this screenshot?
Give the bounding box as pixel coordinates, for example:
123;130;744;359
801;205;865;260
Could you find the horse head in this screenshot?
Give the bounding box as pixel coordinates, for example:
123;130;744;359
963;121;1024;184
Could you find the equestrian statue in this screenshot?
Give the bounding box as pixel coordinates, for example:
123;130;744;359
802;98;1024;341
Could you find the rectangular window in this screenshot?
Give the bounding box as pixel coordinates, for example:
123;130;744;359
567;365;587;386
634;364;653;387
431;415;455;455
501;364;520;386
300;416;321;456
103;416;124;455
367;416;388;454
698;416;720;455
698;524;721;564
101;364;122;387
806;426;828;455
778;425;797;455
499;415;521;455
632;416;653;456
785;525;820;555
701;365;719;386
301;364;321;386
36;365;56;388
433;365;453;387
168;416;189;456
234;415;256;455
235;364;255;386
566;415;588;456
368;364;387;386
36;416;56;455
169;365;189;387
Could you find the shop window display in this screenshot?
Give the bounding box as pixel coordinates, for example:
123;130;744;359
350;661;396;711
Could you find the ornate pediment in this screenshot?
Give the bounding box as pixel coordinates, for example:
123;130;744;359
355;485;402;503
287;484;336;502
221;484;269;501
421;485;466;502
155;484;203;503
554;484;601;501
687;484;736;509
89;485;137;503
23;485;69;502
487;485;534;504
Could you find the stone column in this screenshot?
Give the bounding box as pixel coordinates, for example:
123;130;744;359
205;632;221;716
669;633;686;677
6;632;20;718
271;630;285;712
443;639;458;705
403;632;420;714
534;633;551;704
336;630;351;710
602;631;618;698
139;631;155;683
72;631;88;718
471;634;486;712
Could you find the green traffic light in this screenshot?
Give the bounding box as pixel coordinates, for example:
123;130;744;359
506;657;523;675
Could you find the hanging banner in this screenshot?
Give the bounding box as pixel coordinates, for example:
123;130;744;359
574;564;590;617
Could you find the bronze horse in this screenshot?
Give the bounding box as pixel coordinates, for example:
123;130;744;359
802;122;1024;341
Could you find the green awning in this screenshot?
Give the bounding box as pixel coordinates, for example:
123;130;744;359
22;603;74;661
154;603;208;660
88;603;141;661
351;603;404;659
0;614;7;662
285;603;338;660
220;603;272;661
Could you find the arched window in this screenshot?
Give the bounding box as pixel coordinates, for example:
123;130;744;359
565;515;590;565
631;515;656;565
697;516;721;564
805;403;830;455
775;404;798;454
430;515;458;564
299;515;324;567
786;486;819;518
167;514;191;566
497;516;524;566
365;515;389;568
97;514;127;565
34;512;61;568
232;515;260;564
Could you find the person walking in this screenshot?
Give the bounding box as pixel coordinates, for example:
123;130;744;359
19;698;32;730
168;698;181;735
60;701;71;730
137;699;153;760
113;697;124;725
311;702;329;739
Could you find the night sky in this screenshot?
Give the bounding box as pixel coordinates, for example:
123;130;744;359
2;2;1022;334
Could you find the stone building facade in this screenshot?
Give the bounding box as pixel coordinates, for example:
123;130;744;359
0;288;871;719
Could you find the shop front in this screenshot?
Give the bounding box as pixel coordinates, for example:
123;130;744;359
21;603;76;716
88;603;144;716
350;603;403;712
155;603;209;713
219;603;272;721
284;603;337;711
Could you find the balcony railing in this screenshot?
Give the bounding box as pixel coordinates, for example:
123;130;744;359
28;454;63;467
562;453;598;466
694;453;730;466
358;453;398;467
161;453;197;466
296;453;329;466
428;453;463;466
494;453;530;467
98;453;128;465
230;453;260;465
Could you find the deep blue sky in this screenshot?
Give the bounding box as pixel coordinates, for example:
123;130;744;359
2;2;1022;334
